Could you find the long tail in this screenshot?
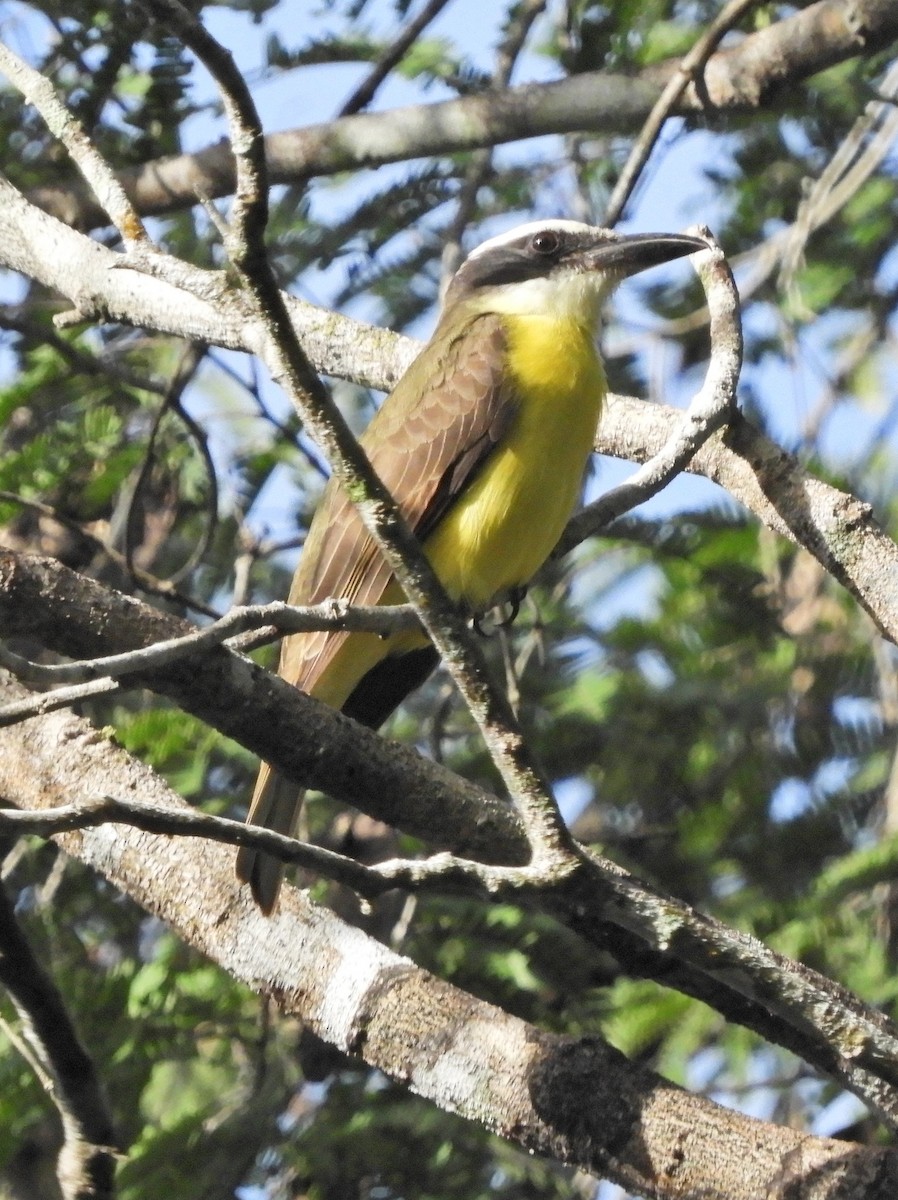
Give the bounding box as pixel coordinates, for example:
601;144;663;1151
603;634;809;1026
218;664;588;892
236;762;303;914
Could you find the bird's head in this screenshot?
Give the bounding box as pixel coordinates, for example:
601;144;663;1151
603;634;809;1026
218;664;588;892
444;219;707;327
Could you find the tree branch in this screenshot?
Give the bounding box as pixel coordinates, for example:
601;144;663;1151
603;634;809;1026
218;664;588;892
602;0;760;226
593;399;898;645
0;599;419;690
2;173;897;644
0;38;148;247
0;489;220;618
557;227;741;556
1;675;897;1200
337;0;453;117
26;0;898;231
6;558;898;1124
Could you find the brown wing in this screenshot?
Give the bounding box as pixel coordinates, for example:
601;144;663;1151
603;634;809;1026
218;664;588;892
278;311;516;697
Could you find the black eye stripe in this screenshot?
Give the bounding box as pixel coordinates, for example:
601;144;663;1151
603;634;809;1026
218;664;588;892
446;228;600;300
450;246;553;291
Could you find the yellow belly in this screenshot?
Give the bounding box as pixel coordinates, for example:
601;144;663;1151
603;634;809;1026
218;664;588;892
312;314;605;709
424;313;605;606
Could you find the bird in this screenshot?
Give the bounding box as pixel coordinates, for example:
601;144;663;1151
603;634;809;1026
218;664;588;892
237;218;706;912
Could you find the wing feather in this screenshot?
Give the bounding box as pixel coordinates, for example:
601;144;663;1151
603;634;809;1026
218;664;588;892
278;311;516;698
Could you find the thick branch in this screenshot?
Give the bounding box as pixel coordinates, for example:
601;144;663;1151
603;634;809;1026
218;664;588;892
26;0;898;230
0;550;527;868
593;399;898;644
1;677;896;1200
6;555;898;1124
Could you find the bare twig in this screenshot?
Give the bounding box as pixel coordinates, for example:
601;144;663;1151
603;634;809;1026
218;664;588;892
595;397;898;646
119;342;218;586
0;597;419;690
0;587;420;730
0;796;386;897
0;678;123;726
0;490;220;618
658;60;898;339
558;226;741;553
0;793;575;900
338;0;453;117
0;37;149;248
778;58;898;309
603;0;759;226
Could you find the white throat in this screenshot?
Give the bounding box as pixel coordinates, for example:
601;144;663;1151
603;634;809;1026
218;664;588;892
477;271;612;326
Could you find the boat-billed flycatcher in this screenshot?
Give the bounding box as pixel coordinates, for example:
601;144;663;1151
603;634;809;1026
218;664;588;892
238;219;706;911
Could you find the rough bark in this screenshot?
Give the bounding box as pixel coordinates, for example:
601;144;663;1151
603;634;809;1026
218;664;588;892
1;672;896;1200
5;553;898;1126
0;550;526;867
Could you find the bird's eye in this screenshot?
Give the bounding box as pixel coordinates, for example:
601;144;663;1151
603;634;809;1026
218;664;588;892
531;229;562;256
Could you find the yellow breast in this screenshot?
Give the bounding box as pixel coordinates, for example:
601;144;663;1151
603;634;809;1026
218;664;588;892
309;313;605;710
424;313;605;607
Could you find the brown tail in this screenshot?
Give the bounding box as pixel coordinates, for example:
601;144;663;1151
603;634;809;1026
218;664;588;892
236;762;303;914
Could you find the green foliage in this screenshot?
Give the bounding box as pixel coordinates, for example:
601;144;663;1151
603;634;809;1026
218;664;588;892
113;705;250;799
275;1073;578;1200
396;36;463;83
3;0;898;1196
265;30;382;69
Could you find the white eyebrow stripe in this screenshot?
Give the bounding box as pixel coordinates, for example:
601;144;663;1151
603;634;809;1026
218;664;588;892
466;219;602;261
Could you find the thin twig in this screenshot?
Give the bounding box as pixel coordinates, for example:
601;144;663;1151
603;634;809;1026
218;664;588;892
121;341;214;584
0;597;420;687
0;680;123;731
0;796;388;898
0;490;220;618
338;0;453;117
0;37;150;247
0;1011;55;1091
779;59;898;309
0;796;573;899
164;394;219;584
0;306;169;394
558;227;740;553
657;61;898;340
603;0;759;227
146;0;580;870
